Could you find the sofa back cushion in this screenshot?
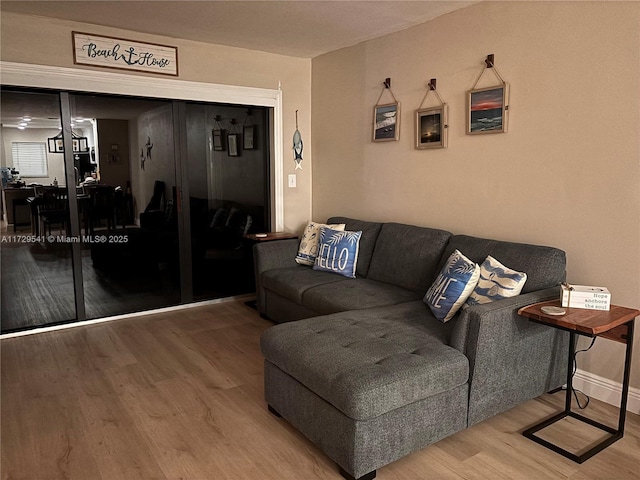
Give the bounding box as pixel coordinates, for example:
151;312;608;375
367;223;452;292
327;217;383;277
438;235;566;293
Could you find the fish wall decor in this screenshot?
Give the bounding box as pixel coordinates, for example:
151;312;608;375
293;110;303;170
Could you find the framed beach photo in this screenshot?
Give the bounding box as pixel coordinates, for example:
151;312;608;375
467;84;509;135
228;133;240;156
415;106;447;149
373;102;400;142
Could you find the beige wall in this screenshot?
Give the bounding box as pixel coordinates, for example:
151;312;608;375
1;11;312;233
312;2;640;390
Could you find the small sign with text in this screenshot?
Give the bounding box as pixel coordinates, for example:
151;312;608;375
73;31;178;76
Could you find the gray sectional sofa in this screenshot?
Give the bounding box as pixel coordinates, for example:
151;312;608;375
256;217;569;480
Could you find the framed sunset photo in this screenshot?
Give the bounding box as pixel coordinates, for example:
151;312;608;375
415;106;447;149
467;84;509;135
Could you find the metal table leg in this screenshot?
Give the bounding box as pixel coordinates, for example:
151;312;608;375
523;320;634;463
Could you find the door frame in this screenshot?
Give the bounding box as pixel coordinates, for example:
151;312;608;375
0;61;285;231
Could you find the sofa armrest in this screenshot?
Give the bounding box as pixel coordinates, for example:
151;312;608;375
253;238;299;314
451;287;569;426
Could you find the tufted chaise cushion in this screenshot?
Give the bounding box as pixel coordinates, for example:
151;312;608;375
261;301;469;421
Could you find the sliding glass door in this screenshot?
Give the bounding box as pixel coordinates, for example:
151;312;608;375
0;89;77;331
1;86;272;333
185;103;270;300
68;92;183;320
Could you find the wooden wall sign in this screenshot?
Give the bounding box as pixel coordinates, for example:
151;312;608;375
72;31;178;76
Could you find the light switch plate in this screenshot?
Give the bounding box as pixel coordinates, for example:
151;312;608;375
288;174;297;188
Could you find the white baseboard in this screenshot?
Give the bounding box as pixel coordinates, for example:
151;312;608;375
573;369;640;415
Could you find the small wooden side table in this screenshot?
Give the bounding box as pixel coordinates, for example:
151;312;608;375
518;300;638;463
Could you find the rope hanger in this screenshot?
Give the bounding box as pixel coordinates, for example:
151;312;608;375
243;109;254;127
418;78;446;110
472;53;507;89
375;77;399;105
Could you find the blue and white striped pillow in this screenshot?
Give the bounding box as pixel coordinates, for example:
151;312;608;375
466;256;527;306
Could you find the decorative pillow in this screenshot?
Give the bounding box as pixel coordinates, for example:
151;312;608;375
225;206;241;227
424;250;480;322
209;207;228;228
466;256;527;306
295;222;346;265
312;227;362;278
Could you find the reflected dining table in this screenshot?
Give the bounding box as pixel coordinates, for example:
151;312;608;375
27;193;91;237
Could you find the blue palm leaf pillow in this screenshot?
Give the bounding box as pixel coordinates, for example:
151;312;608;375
424;249;480;322
466;256;527;306
313;227;362;278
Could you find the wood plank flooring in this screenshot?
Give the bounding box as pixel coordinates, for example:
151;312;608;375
2;300;639;479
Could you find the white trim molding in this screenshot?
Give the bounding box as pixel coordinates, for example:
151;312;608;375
0;61;284;230
574;369;640;415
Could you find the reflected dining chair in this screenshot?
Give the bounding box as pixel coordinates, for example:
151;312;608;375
38;187;68;235
86;185;116;233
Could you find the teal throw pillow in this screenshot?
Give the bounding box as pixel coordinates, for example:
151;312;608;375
424;249;480;322
312;227;362;278
466;256;527;306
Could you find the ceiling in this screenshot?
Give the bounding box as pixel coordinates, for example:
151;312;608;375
1;1;477;59
1;1;477;129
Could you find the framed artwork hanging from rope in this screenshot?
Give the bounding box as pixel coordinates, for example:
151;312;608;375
243;109;256;150
415;78;448;149
228;119;240;157
373;78;400;142
467;54;510;135
212;115;225;151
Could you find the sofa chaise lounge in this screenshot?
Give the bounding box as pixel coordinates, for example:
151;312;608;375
256;217;569;480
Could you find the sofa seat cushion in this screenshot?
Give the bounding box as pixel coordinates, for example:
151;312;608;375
261;303;469;421
262;266;344;304
303;278;422;315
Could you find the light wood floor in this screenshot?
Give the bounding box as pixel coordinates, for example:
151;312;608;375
2;300;638;479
